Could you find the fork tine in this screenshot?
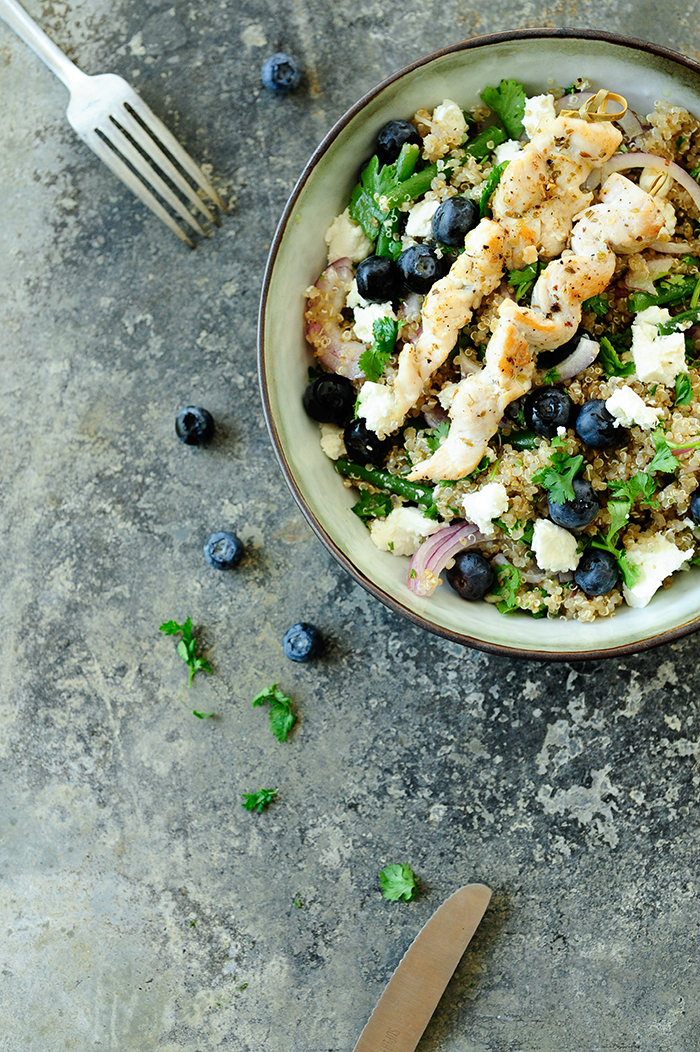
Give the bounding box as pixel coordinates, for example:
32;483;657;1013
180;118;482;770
115;105;218;225
82;129;196;247
126;94;229;214
95;119;208;238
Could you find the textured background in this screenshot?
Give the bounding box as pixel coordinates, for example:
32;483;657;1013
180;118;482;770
1;1;699;1050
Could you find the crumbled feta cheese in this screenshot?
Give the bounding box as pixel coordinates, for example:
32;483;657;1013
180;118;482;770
523;94;556;139
405;198;440;238
631;306;687;385
353;301;396;343
494;138;523;164
531;519;581;573
319;423;346;460
462;482;509;535
431;99;468;147
622;535;692;608
346;278;367;310
324;207;374;265
605;385;663;431
369;506;441;557
357;383;396;438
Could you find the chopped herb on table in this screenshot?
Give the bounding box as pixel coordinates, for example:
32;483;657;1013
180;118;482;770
359;317;399;382
379;863;419;902
252;684;296;742
241;788;277;813
159;617;212;687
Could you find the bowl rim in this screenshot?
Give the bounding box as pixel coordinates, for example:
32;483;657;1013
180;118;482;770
258;27;700;662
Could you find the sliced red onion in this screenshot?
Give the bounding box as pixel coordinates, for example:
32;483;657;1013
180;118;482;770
617;108;645;139
407;521;487;597
537;335;599;381
555;92;594;112
398;292;424;322
601;152;700;214
422;403;449;429
648;240;697;255
624;254;677;292
305;257;366;379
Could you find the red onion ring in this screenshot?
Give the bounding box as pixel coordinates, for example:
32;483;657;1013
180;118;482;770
601;152;700;214
553;336;599;380
407;520;487;597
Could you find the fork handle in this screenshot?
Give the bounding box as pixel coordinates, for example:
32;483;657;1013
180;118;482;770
0;0;86;91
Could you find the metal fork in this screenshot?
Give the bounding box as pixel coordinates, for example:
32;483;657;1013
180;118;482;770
0;0;227;246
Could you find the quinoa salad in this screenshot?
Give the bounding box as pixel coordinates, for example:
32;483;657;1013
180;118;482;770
302;79;700;621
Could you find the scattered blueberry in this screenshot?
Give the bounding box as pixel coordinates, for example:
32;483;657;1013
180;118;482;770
355;255;399;302
575;399;621;449
523;386;574;438
344;417;392;467
303;374;355;425
689;490;700;525
548;478;600;531
574;547;619;596
283;622;322;662
397;244;448;295
175;406;215;445
375;119;420;167
261;52;301;95
445;551;495;601
203;531;244;570
431;196;479;248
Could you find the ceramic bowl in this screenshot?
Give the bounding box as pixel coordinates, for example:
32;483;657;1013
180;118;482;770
259;29;700;661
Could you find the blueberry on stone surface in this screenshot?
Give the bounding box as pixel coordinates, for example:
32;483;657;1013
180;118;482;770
548;478;600;531
303;374;355;425
431;197;479;247
574;548;619;596
203;531;244;570
690;490;700;525
445;551;496;601
523;386;574;438
575;399;620;449
261;52;302;95
375;119;420;167
175;406;215;445
344;418;391;467
355;255;399;302
283;622;322;662
397;244;447;294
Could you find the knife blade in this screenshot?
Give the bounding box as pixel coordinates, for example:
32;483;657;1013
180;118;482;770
352;883;492;1052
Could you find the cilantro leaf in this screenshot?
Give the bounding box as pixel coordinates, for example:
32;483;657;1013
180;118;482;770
608;472;658;508
159;617;212;687
532;446;584;504
582;294;609;317
491;562;521;614
351;489;393;523
379;863;418;902
508;262;540;303
359;317;399;382
657;308;700;335
425;420;450;453
628;275;698;313
479;160;509;218
241;788;277;813
598;336;635;379
252;684;296;742
648;429;679;474
542;367;561;384
480;79;527;139
463;124;507;160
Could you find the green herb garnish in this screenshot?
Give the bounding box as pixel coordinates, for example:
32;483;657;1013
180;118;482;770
491;562;521;614
159;617;212;687
351;489;393;523
252;684;296;742
657;308;700;335
241;788;277;813
675;373;693;406
599;336;635;379
379;863;419;902
531;439;583;504
359;316;399;382
628;274;698;313
582;293;609;317
480;79;527;139
425;420;450;453
508;261;540;303
542;367;561;384
648;428;680;473
479;160;509;218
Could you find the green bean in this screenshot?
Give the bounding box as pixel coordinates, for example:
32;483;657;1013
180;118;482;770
335;458;435;508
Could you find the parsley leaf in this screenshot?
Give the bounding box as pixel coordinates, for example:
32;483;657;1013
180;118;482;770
252;684;296;742
159;617;212;687
379;863;418;902
491;562;521;614
598;336;635;379
531;442;584;504
582;294;609;317
508;262;540;303
479;160;509;218
241;788;277;813
359;317;399;382
675;373;693;406
351;489;393;522
480;79;527;139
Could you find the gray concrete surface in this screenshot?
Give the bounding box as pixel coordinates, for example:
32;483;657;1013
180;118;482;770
1;1;700;1049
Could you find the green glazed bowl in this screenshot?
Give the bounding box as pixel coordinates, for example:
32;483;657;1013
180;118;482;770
259;29;700;661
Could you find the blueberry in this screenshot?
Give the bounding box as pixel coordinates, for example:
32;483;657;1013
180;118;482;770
344;418;392;467
375;119;420;167
203;531;244;570
175;406;215;445
431;197;479;248
445;550;495;601
355;255;399;302
690;490;700;525
523;386;574;438
397;244;448;294
283;622;322;662
261;52;301;95
548;477;600;531
303;374;355;425
574;548;619;596
575;399;621;449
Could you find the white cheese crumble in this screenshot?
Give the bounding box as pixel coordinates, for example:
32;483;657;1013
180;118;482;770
369;506;441;557
523;94;556;140
605;385;663;431
531;519;581;573
622;535;692;608
631;306;687;385
431;99;468;146
352;301;396;343
357;382;396;439
346;278;367;310
462;482;509;535
405;197;440;238
494;138;523;164
319;423;346;460
324;207;374;265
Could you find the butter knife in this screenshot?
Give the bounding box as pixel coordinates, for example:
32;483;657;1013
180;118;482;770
353;883;492;1052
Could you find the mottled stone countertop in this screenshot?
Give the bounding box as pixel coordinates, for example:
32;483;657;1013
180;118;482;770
1;1;699;1049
